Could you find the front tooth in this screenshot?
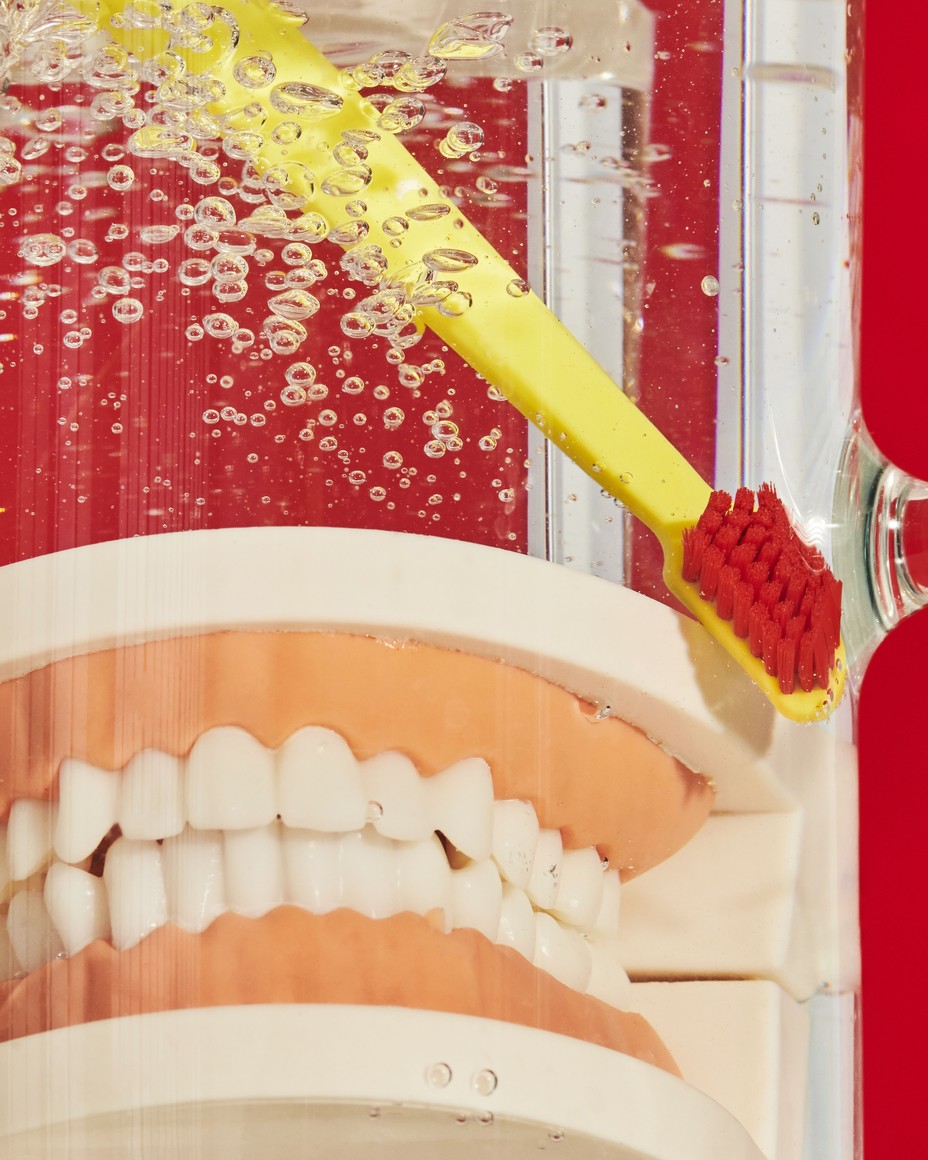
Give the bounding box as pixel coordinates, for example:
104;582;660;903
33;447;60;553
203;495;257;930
340;829;399;919
396;834;453;925
496;882;535;960
585;869;621;937
526;828;562;911
449;859;502;942
277;727;366;833
224;823;284;918
7;799;57;882
491;799;539;889
587;939;633;1009
6;888;65;974
282;828;344;914
187;727;277;831
119;749;185;840
161;827;226;934
54;759;120;865
0;824;11;903
44;863;111;956
550;847;605;929
361;752;431;842
0;921;18;981
103;837;168;950
429;758;493;861
533;912;592;992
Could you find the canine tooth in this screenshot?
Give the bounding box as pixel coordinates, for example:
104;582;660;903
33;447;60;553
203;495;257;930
449;859;502;942
162;827;226;934
491;799;539;889
429;757;494;861
277;727;366;832
526;828;562;911
585;869;621;937
496;882;535;960
0;922;17;981
6;888;65;974
361;751;431;842
0;825;10;904
119;749;185;840
103;837;168;951
282;828;344;913
533;912;592;992
54;759;120;865
7;799;57;882
44;863;111;956
551;847;605;929
224;823;285;918
187;727;277;831
395;834;452;923
340;829;399;919
587;938;633;1009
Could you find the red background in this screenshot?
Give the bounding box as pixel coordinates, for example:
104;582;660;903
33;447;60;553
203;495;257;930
859;1;926;1155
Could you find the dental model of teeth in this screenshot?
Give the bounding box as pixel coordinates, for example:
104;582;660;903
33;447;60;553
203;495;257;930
0;726;628;1007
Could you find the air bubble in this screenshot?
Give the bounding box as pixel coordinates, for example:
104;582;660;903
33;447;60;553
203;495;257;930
530;27;573;56
383;407;405;429
112;297;144;324
233;53;277;89
515;51;545;73
700;275;720;297
107;164;135;192
280;385;307;407
19;234;66;267
203;313;238;339
506;277;529;298
68;239;98;265
438;122;484;159
140;224;180;244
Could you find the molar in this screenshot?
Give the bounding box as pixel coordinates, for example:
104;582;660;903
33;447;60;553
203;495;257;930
428;757;494;862
360;751;431;842
496;881;535;960
43;862;111;956
449;858;502;942
550;847;605;929
526;827;562;911
533;911;593;992
7;799;57;883
490;798;539;890
103;836;168;951
187;727;277;831
6;887;65;974
54;758;120;865
395;833;452;923
119;748;186;841
161;826;227;934
223;822;285;918
584;868;621;937
277;726;367;833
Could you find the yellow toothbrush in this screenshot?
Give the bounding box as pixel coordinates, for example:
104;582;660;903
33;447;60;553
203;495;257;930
75;0;846;722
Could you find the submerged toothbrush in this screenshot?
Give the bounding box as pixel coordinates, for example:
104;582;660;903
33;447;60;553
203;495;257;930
76;0;845;721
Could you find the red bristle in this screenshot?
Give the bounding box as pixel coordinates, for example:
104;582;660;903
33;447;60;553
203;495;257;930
812;624;833;688
699;545;723;601
732;582;753;637
798;633;815;691
757;483;780;511
785;614;806;642
697;508;725;538
759;536;785;568
744;524;769;548
758;578;782;611
823;573;843;650
749;603;767;657
746;559;770;595
762;619;781;676
709;489;733;513
784;566;807;610
716;565;737;620
713;523;741;559
729;543;757;571
682;527;707;583
777;637;797;694
773;601;792;632
733;486;756;514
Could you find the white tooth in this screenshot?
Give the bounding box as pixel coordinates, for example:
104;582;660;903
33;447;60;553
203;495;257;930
119;749;185;840
7;799;57;882
223;823;285;918
44;863;111;956
491;799;539;889
429;757;493;861
340;829;399;918
496;882;535;960
0;824;11;903
526;828;562;911
361;752;431;842
587;938;633;1009
0;921;18;981
277;727;366;833
161;826;226;934
6;888;65;974
54;759;120;865
187;726;277;831
533;912;592;992
551;847;605;929
396;834;453;925
585;869;621;938
103;837;168;950
449;859;502;942
282;828;344;914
